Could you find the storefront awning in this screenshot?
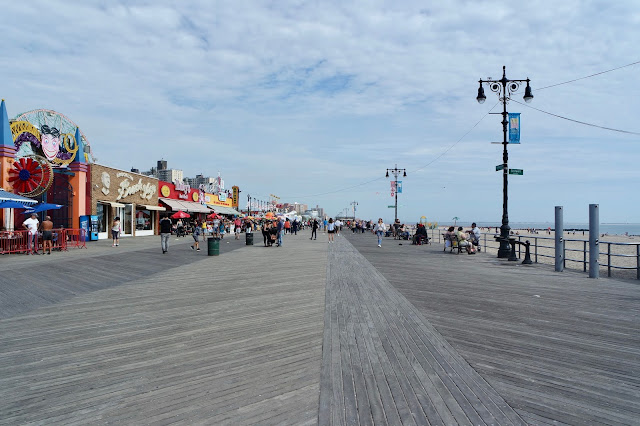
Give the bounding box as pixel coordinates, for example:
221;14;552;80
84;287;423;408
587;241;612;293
99;200;126;208
180;200;211;213
160;198;210;213
207;205;241;215
139;204;166;211
159;198;183;211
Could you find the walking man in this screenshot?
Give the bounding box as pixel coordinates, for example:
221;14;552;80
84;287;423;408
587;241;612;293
160;214;172;253
310;219;318;240
276;217;284;246
191;219;202;251
22;213;39;255
41;215;54;255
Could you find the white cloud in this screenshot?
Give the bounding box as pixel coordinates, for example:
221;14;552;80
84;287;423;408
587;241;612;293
1;0;638;223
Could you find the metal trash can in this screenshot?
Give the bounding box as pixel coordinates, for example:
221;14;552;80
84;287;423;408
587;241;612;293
246;232;253;246
208;237;220;256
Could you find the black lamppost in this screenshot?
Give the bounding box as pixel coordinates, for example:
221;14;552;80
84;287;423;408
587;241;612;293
247;194;251;217
385;164;407;222
477;66;533;258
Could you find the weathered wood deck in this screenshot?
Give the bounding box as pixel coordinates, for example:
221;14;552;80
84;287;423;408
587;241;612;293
320;236;525;425
344;232;640;425
1;231;638;424
0;234;326;424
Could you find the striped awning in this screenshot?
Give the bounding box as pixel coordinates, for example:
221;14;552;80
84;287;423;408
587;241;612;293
160;198;210;213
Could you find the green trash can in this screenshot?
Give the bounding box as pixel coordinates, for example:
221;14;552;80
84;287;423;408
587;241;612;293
246;232;253;246
208;237;220;256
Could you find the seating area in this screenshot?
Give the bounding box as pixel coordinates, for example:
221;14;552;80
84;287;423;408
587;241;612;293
0;228;86;255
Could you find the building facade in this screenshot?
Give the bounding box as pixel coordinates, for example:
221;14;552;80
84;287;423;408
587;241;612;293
91;164;163;239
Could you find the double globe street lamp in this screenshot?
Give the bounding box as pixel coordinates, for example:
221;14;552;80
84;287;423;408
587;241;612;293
477;66;533;258
386;165;407;223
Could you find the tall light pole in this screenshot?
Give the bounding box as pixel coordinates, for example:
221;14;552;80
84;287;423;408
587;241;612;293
350;201;358;220
385;164;407;223
477;65;533;258
247;194;251;217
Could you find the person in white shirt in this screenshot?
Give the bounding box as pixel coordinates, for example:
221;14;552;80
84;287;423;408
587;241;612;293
335;219;342;236
469;222;481;252
374;218;387;247
22;213;40;255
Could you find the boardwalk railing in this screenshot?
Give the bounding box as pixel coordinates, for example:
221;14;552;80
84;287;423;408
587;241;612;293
476;233;640;280
0;228;86;254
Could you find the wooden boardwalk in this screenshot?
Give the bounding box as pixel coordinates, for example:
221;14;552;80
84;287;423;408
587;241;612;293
1;230;638;424
320;236;525;425
345;232;640;425
0;234;326;424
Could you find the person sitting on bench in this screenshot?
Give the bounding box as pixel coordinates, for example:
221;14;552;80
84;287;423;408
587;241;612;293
412;223;429;244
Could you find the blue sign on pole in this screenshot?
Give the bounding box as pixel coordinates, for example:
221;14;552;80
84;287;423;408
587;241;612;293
397;181;402;193
508;113;520;144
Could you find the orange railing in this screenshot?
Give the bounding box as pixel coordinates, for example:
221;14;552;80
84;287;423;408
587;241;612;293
0;228;86;255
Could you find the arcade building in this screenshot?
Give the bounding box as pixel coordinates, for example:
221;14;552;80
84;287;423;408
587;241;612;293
0;100;241;238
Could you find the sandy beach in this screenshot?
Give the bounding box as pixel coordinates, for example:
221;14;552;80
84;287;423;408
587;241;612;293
433;227;640;281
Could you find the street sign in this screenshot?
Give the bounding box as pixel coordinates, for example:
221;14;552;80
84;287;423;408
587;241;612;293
496;164;504;171
509;169;523;175
388;205;395;208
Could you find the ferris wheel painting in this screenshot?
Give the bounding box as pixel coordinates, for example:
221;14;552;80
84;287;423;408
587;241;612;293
11;109;95;167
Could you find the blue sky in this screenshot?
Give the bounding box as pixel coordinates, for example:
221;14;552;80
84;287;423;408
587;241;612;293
2;1;639;224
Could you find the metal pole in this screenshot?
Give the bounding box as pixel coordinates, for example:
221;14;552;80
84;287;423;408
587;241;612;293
394;180;398;222
498;77;511;258
555;206;563;272
247;195;251;217
589;204;599;279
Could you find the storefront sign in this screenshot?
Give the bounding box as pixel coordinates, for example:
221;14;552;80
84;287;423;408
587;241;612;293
115;172;156;201
232;186;239;208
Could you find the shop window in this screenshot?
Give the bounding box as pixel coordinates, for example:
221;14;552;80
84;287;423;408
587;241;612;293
97;203;108;233
136;209;153;231
124;204;133;235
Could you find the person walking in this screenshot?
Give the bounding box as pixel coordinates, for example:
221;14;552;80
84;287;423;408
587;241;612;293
111;216;121;247
276;217;284;247
22;213;40;255
191;219;202;251
327;218;335;243
41;215;54;255
374;218;387;247
292;218;298;235
160;214;172;253
234;217;242;239
310;219;318;240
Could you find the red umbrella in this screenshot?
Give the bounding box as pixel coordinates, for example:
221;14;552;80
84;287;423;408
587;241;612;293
171;210;190;219
207;213;221;219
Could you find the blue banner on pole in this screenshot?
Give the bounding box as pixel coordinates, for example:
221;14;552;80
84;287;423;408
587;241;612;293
508;113;520;143
397;181;402;193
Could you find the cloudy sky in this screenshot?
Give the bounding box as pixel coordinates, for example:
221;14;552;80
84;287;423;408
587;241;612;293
2;1;639;224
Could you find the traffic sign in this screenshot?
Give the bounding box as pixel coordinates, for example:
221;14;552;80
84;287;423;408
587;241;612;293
496;164;504;171
509;169;523;175
388;205;395;208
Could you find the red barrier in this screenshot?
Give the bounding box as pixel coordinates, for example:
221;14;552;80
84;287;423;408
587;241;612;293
0;228;85;254
64;229;87;249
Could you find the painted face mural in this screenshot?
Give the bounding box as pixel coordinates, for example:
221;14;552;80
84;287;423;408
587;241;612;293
40;125;61;161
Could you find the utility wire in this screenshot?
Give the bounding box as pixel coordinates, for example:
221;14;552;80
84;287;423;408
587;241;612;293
412;101;498;173
537;60;640;91
288;102;499;199
512;100;640;135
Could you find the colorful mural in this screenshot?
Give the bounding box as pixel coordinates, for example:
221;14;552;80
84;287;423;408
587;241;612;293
11;109;94;166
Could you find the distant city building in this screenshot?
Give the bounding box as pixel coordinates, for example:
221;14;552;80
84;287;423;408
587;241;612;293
130;168;140;174
294;203;308;214
185;174;216;189
158;168;183;183
157;160;167;171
